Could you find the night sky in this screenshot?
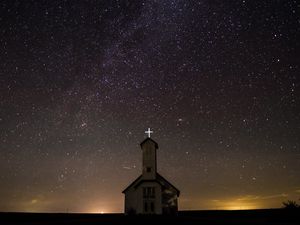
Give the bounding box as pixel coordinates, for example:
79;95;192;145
0;0;299;213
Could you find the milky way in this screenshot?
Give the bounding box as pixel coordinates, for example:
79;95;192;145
0;0;299;212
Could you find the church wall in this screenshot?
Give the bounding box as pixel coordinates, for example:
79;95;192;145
135;185;143;214
124;188;138;215
125;181;178;215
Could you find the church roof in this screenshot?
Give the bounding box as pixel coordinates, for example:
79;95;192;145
156;173;180;196
122;175;142;194
122;173;180;196
140;138;159;149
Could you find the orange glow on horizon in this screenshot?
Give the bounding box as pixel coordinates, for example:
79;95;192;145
208;194;284;210
221;202;260;210
85;208;110;214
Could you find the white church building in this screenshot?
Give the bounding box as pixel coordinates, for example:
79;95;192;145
122;129;180;215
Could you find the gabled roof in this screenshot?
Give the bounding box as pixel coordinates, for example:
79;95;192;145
122;175;142;194
140;138;159;149
156;172;180;196
122;173;180;197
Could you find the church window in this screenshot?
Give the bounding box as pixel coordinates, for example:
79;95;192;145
144;202;148;212
143;187;155;199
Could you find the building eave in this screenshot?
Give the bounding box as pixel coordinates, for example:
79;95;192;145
122;175;142;194
122;173;180;197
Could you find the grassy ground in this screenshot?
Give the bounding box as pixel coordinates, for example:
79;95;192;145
1;209;299;225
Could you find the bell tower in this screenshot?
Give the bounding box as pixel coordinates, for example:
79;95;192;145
141;128;158;179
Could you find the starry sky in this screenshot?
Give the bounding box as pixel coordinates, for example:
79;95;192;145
0;0;299;213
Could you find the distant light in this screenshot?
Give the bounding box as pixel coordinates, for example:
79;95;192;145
217;199;260;210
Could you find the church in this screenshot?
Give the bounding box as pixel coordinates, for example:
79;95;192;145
122;128;180;215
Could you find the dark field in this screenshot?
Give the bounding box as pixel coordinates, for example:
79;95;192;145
1;209;299;225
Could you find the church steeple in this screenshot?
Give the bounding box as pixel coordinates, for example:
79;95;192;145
140;129;158;179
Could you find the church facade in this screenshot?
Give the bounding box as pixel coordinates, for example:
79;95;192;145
122;134;180;215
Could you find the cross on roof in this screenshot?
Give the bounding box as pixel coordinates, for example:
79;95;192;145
145;128;153;138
